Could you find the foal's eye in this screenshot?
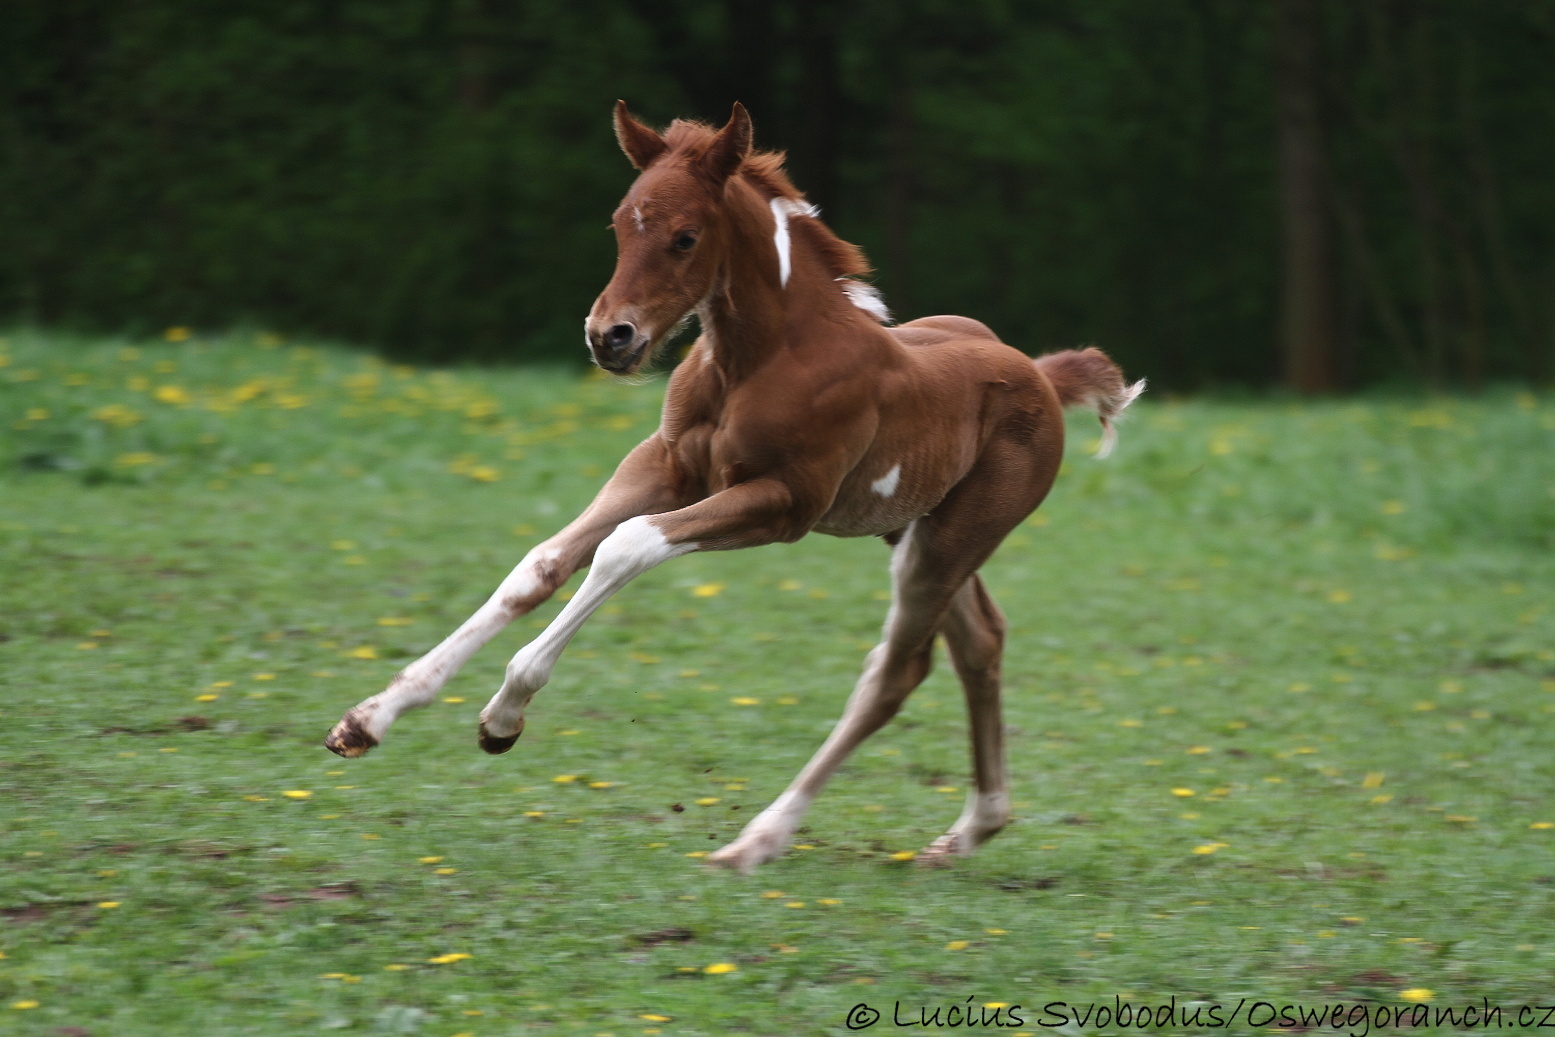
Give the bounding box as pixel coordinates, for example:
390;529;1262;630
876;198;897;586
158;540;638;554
672;232;698;252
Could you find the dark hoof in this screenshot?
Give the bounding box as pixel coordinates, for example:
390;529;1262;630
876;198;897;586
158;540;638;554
325;715;379;758
478;718;524;755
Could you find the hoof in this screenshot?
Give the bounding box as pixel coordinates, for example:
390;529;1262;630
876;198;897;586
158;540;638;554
324;715;379;758
477;717;524;755
915;834;967;868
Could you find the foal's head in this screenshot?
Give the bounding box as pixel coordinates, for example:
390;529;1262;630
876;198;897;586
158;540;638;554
584;101;755;374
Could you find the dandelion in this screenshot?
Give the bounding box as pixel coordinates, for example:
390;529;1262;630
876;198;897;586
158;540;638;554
1381;500;1406;515
730;697;759;706
154;385;191;405
282;790;312;800
10;1000;40;1010
1327;589;1352;604
97;901;121;909
348;646;377;660
443;696;464;704
427;953;472;965
639;1015;672;1023
115;451;159;467
1172;788;1196;798
588;781;613;789
164;326;191;342
552;774;577;783
692;582;726;598
1399;989;1433;1003
195;693;219;702
1192;842;1229;855
1186;746;1210;755
889;851;916;862
945;940;969;951
331;540;356;551
696;797;720;806
703;962;737;974
434;867;458;875
785;901;806;909
1531;822;1553;830
377;617;414;626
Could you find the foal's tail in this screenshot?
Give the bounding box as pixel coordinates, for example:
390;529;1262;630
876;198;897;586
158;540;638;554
1034;347;1146;458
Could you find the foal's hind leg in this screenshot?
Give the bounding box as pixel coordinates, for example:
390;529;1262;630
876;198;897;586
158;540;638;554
918;574;1011;865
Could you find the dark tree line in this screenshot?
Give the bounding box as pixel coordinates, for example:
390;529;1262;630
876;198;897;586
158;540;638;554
1;0;1551;388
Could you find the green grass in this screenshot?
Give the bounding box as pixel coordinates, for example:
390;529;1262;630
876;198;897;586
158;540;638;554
2;328;1553;1035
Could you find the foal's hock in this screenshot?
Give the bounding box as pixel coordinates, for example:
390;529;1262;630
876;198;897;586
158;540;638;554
326;102;1143;872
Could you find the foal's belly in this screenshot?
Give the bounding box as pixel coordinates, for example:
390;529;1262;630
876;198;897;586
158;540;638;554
811;459;948;538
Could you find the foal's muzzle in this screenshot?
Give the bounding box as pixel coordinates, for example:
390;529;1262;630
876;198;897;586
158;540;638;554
586;320;649;372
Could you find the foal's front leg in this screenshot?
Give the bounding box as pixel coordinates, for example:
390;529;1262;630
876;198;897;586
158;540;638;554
324;439;681;757
476;479;797;752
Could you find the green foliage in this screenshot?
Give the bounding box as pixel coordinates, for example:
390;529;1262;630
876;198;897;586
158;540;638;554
2;2;1552;383
2;331;1554;1030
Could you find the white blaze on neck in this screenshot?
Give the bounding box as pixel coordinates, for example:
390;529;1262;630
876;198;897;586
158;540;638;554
632;205;645;232
770;197;818;288
871;464;901;498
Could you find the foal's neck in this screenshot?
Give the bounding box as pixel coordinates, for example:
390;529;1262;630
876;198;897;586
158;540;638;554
697;179;846;384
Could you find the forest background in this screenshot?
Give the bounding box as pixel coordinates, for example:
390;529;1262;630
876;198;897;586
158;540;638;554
3;0;1552;390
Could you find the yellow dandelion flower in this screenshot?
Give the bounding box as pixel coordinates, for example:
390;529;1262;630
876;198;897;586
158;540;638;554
552;774;577;783
1362;772;1385;789
434;867;457;875
347;646;377;660
195;693;219;702
253;672;276;681
730;697;759;706
1371;794;1393;804
97;901;121;909
685;851;708;858
243;795;268;802
818;898;842;905
1186;745;1210;755
761;890;785;899
1399;989;1433;1003
703;962;737;974
785;901;806;909
442;696;464;703
696;797;719;806
1531;822;1553;830
10;1000;40;1010
383;964;409;971
945;940;969;950
154;385;191;405
281;790;312;800
692;582;726;598
1172;788;1196;797
418;856;443;864
376;617;413;626
778;579;802;591
985;928;1007;935
523;811;545;818
588;781;613;789
640;1015;672;1023
427;952;472;965
164;326;191;341
890;851;916;862
360;833;380;840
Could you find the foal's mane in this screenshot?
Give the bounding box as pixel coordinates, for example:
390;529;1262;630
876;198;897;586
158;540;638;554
660;119;872;282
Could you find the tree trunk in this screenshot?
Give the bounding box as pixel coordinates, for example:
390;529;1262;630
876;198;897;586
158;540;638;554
1274;0;1339;392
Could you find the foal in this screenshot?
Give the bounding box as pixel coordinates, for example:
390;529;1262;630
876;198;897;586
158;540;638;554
326;102;1143;872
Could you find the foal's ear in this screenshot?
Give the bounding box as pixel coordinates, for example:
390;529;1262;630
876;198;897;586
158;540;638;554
699;101;752;185
614;100;668;170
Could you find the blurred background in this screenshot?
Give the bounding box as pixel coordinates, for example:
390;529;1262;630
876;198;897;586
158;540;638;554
3;0;1552;390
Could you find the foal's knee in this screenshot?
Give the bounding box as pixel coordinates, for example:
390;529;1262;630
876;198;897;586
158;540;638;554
496;545;567;615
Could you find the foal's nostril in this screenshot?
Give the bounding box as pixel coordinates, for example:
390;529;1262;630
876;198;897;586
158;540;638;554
605;323;637;349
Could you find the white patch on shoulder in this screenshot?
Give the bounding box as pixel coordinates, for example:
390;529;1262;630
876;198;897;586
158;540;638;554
770;197;818;288
871;464;902;498
633;205;645;233
839;279;892;324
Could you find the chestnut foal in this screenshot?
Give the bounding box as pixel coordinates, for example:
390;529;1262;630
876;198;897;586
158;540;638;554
326;102;1143;872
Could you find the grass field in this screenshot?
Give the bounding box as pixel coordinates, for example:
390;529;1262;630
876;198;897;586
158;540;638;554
2;328;1553;1035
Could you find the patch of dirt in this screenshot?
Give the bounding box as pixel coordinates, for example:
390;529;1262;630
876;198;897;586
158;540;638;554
632;927;695;946
998;876;1061;891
